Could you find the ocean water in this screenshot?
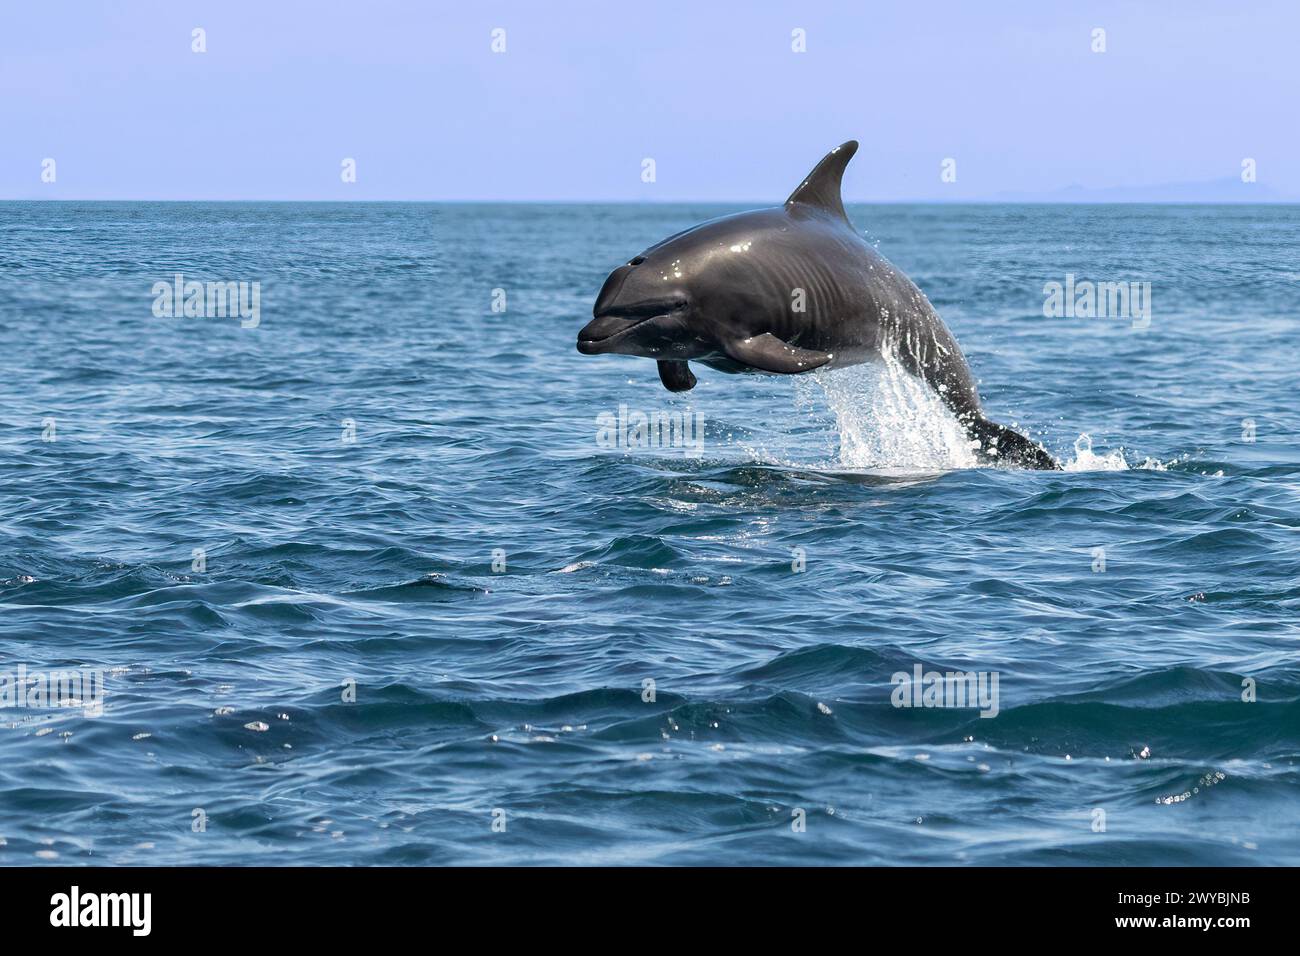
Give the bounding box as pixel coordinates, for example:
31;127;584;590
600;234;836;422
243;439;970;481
1;201;1298;866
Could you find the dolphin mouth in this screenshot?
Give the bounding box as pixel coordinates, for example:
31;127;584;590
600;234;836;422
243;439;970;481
577;297;688;353
576;314;657;352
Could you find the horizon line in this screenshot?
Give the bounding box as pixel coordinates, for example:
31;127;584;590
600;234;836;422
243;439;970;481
3;198;1298;206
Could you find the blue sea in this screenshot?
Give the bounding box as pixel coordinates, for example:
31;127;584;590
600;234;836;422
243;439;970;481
1;201;1297;866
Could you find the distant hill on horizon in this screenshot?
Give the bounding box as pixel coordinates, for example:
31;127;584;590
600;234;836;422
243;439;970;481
986;177;1293;204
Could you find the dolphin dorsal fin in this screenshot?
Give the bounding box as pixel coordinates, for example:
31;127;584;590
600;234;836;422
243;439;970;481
784;140;858;221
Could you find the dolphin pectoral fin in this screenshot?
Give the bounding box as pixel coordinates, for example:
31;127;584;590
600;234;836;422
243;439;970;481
657;359;697;392
723;334;833;375
967;415;1061;470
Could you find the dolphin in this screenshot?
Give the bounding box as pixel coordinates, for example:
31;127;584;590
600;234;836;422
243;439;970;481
576;141;1060;470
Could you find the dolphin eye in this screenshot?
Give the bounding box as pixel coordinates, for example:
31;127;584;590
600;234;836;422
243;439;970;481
629;256;646;266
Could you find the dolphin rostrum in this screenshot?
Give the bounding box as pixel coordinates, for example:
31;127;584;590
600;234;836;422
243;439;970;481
576;141;1060;470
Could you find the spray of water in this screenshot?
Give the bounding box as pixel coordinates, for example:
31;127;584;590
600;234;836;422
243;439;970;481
778;357;976;471
739;357;1169;474
1065;433;1130;471
735;359;989;472
1065;434;1175;472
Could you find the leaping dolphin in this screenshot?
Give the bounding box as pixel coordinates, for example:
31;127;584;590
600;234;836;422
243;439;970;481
577;141;1060;470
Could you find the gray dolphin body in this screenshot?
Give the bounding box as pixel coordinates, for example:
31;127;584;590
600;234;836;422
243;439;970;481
577;141;1060;469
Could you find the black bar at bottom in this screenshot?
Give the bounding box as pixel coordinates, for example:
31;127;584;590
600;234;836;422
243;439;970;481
0;866;1278;940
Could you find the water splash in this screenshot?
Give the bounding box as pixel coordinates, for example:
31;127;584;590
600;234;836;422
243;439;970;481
798;359;980;471
1062;433;1172;472
1063;433;1130;471
796;370;1178;474
739;364;1177;475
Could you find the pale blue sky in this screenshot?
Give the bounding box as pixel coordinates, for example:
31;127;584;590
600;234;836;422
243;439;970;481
2;1;1294;200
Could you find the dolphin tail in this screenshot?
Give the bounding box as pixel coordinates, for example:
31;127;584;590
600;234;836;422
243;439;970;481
966;415;1061;470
